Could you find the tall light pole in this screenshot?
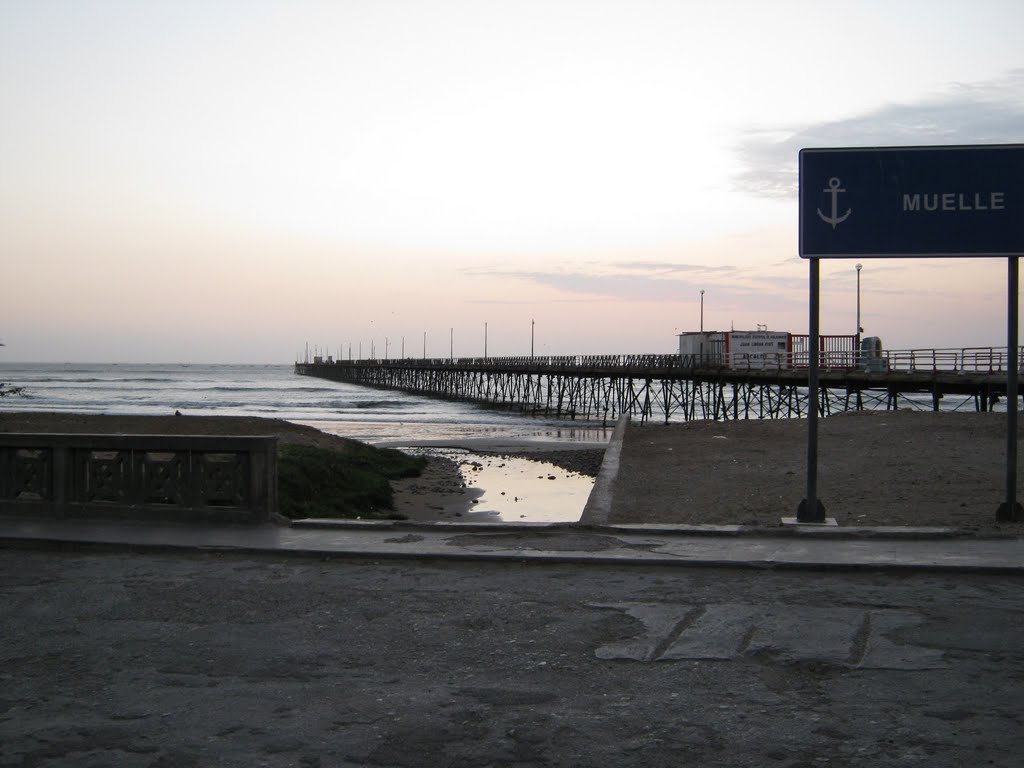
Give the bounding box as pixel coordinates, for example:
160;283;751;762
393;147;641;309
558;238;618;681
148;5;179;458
700;290;705;333
856;263;863;337
531;319;535;359
856;263;863;367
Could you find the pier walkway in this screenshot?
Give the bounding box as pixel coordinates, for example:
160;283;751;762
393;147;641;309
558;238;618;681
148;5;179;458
296;346;1022;423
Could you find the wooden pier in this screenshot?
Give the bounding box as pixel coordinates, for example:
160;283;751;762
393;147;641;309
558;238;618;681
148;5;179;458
295;348;1021;424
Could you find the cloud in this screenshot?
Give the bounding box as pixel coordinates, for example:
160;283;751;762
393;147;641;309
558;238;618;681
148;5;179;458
467;259;741;299
607;261;739;276
468;259;739;283
735;69;1024;199
467;268;689;301
464;262;810;311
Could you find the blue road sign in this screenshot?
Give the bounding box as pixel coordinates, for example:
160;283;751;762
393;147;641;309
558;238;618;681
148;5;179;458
799;144;1024;258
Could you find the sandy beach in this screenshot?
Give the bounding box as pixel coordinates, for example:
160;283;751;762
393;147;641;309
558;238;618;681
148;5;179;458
607;410;1024;534
3;410;1023;533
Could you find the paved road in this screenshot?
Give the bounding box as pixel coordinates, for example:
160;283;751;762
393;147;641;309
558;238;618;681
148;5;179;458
2;547;1023;767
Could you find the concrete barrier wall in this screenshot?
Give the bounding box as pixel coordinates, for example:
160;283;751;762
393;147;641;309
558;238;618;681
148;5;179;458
0;434;278;524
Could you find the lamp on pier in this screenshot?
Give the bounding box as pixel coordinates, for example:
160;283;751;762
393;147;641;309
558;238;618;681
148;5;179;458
855;263;863;368
856;263;863;337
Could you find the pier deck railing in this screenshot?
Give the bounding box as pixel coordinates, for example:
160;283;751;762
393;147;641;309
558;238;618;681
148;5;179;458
881;347;1017;373
717;346;1019;374
308;347;1020;374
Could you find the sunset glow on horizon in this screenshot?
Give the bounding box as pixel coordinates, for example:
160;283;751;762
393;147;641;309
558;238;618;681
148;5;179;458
2;1;1023;363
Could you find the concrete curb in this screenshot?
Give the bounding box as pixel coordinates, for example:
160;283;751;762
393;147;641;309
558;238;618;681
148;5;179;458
578;414;628;525
292;517;976;539
2;531;1022;574
2;515;1022;574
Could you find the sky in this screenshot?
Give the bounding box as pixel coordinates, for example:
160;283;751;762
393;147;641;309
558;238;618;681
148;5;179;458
2;0;1023;363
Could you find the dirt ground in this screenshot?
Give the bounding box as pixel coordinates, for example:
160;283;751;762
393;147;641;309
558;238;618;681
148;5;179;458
609;410;1024;534
0;413;362;451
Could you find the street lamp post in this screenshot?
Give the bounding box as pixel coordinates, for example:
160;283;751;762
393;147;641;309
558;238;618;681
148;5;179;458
856;264;863;335
700;290;705;333
855;263;863;368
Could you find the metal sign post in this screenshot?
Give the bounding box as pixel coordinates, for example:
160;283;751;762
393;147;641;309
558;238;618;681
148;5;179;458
798;144;1024;524
999;256;1022;521
799;258;825;522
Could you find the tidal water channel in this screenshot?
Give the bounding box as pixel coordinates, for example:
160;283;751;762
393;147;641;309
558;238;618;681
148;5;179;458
398;448;598;524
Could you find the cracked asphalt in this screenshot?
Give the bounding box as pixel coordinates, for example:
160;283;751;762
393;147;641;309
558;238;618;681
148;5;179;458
2;548;1023;767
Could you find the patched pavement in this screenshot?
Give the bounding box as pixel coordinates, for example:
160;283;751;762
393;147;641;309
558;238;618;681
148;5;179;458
2;548;1023;767
593;602;944;669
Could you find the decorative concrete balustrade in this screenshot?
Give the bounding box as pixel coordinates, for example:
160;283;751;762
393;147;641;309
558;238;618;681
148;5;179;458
0;434;278;523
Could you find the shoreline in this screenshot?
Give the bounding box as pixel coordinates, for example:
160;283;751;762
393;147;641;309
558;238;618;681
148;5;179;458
5;410;1024;533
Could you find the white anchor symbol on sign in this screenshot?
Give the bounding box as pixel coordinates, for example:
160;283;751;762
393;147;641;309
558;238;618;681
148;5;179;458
817;177;852;229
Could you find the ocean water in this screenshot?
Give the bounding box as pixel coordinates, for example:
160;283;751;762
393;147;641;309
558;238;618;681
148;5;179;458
0;362;610;445
2;360;1003;433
